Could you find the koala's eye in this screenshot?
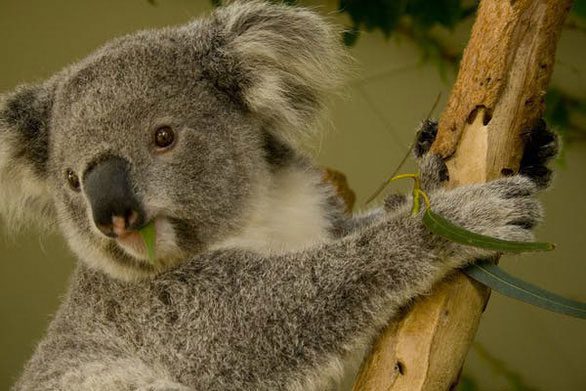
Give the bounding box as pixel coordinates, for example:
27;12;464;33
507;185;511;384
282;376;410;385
66;169;81;192
154;126;175;150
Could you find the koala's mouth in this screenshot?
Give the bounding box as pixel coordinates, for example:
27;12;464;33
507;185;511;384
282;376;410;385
114;216;183;264
116;230;146;257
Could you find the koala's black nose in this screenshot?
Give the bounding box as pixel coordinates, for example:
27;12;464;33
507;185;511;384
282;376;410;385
83;156;145;238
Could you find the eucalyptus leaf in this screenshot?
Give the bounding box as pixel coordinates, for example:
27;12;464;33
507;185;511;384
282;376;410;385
139;222;157;265
406;0;463;29
573;0;586;19
423;209;555;253
464;261;586;319
339;0;405;36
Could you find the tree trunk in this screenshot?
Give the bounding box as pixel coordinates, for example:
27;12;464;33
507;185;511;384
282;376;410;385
352;1;572;390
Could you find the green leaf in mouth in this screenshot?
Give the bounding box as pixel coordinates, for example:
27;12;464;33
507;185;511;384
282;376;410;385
138;221;157;265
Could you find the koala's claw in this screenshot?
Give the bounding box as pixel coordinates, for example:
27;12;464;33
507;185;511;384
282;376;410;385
411;120;448;192
413;119;438;158
519;119;559;189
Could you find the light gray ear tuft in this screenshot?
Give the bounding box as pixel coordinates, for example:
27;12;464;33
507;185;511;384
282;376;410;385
211;0;351;147
0;83;55;232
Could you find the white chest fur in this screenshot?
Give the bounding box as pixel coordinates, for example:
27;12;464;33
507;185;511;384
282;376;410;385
212;166;334;254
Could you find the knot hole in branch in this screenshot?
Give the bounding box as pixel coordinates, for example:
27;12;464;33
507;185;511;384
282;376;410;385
466;105;493;126
394;361;405;376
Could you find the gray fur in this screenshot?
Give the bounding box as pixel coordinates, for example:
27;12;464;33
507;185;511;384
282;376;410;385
0;2;546;390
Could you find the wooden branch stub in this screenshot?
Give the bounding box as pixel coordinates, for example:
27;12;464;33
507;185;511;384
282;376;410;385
323;168;356;214
353;1;571;390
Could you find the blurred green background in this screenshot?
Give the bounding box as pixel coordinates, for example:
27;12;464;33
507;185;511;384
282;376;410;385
1;1;585;390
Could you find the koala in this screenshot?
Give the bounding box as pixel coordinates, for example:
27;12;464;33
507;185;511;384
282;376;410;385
0;1;557;390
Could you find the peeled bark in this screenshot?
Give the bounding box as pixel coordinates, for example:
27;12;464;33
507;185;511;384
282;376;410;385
352;1;572;389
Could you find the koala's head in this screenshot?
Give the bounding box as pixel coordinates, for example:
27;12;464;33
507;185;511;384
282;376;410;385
0;1;347;280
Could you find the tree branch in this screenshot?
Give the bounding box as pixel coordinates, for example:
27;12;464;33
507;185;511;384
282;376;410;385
353;1;572;389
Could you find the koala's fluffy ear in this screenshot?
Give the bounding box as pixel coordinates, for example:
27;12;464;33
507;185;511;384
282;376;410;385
207;1;350;146
0;82;55;231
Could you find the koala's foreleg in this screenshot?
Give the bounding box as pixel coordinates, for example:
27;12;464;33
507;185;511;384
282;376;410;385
234;170;541;389
244;120;554;388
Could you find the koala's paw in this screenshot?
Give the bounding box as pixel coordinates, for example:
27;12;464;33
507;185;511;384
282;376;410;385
411;120;449;192
413;119;438;158
519;119;559;189
431;175;543;264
